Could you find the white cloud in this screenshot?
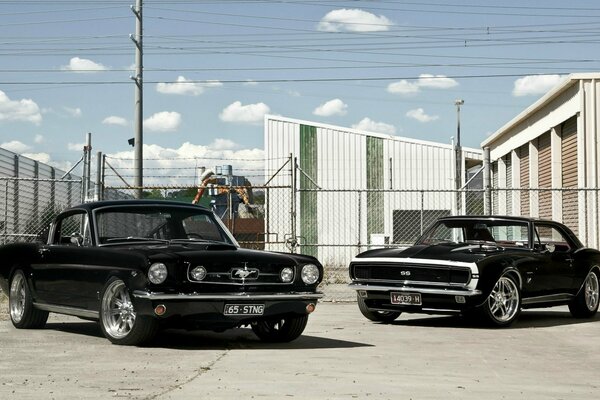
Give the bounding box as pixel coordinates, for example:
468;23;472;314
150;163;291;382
313;98;348;117
512;75;565;97
0;90;42;125
34;134;44;144
22;152;51;164
68;142;85;151
406;108;439;123
63;107;82;117
318;9;392;32
209;138;238;151
144;111;182;132
387;74;458;95
1;140;31;153
102;116;128;126
61;57;108;73
387;80;420;95
156;76;223;96
105;142;265;186
417;74;458;89
352;117;396;135
219;101;270;124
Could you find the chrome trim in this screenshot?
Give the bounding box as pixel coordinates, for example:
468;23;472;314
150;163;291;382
132;290;323;301
353;278;471;288
349;283;482;297
33;303;99;319
522;293;574;305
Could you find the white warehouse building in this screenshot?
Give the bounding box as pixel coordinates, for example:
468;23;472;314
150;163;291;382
264;115;482;266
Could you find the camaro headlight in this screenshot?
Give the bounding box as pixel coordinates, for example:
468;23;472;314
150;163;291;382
191;266;207;281
280;267;294;283
148;263;168;284
301;264;319;285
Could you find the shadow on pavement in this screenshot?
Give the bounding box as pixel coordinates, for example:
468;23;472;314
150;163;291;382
389;309;600;329
44;321;372;350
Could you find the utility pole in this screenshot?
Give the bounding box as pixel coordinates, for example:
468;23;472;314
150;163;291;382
82;132;92;201
131;0;143;199
454;99;464;215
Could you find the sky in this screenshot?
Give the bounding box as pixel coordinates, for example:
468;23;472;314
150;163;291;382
1;0;600;187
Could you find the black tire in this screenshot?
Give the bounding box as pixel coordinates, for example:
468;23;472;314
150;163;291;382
357;295;401;323
9;269;48;329
99;278;158;346
251;314;308;342
479;274;521;327
569;270;600;318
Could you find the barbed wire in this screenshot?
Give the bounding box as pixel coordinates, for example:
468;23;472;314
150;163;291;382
104;155;282;162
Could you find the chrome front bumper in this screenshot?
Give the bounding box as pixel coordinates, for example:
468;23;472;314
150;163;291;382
132;290;324;301
349;282;482;297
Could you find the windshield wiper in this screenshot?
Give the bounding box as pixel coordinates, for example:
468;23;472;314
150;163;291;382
169;238;233;246
105;237;169;244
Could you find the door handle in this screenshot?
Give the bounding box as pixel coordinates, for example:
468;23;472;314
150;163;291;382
38;247;50;256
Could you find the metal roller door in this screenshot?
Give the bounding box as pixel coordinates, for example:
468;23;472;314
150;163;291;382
519;144;530;216
538;132;552;219
561;116;578;234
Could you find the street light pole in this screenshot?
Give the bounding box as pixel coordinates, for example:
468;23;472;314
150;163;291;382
455;99;464;215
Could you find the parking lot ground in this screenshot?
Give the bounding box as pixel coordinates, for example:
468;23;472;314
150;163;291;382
1;302;599;400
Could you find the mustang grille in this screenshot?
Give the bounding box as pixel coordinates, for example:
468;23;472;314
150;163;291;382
352;263;470;285
187;262;293;285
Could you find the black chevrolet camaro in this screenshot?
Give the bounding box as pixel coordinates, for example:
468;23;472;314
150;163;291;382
0;200;323;345
349;216;600;327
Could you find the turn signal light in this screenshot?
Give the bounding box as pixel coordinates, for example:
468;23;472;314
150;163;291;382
154;304;167;316
306;303;316;314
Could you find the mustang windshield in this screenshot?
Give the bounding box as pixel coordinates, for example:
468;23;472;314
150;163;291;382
417;220;530;248
94;206;236;246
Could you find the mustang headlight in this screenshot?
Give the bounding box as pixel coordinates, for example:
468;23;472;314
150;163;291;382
301;264;319;285
280;267;294;283
191;266;207;281
148;263;168;284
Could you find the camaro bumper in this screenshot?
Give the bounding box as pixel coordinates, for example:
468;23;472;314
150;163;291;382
130;290;323;329
349;282;484;313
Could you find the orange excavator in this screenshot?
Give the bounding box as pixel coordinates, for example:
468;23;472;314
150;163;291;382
191;169;250;205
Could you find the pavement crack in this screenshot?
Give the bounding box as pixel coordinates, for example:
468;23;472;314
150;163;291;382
143;350;230;399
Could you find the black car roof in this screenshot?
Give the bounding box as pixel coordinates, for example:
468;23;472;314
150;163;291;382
437;215;560;225
67;199;210;212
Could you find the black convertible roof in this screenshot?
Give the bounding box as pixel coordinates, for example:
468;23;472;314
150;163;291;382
438;215;559;225
67;199;210;212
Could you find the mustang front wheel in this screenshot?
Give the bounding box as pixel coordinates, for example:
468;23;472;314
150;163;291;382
9;269;48;329
99;278;158;346
569;270;600;318
480;274;521;327
251;314;308;342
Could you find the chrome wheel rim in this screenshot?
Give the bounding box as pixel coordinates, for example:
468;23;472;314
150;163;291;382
584;272;599;311
9;273;26;323
101;280;136;339
488;276;520;322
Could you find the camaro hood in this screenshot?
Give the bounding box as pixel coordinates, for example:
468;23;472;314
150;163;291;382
355;243;512;264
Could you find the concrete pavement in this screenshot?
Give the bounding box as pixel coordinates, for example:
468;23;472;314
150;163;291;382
1;302;599;399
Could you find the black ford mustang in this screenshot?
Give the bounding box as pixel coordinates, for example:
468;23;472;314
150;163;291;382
349;216;600;327
0;200;323;345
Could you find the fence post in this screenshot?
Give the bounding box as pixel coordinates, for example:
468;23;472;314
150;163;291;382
289;153;297;253
483;147;492;214
95;151;103;201
13;155;19;235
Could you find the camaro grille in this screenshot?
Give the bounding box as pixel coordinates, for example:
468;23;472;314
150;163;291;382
352;263;470;285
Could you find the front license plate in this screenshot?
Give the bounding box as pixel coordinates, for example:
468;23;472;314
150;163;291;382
223;304;265;316
390;292;422;306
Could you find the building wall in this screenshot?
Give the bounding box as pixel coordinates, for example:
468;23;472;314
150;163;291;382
265;115;483;263
483;75;600;248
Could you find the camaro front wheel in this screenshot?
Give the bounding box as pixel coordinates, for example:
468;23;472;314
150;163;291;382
251;314;308;342
357;295;401;323
480;274;521;327
99;278;158;346
9;269;48;329
569;270;600;318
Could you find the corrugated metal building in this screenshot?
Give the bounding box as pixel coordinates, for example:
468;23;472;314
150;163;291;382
265;115;482;264
481;73;600;248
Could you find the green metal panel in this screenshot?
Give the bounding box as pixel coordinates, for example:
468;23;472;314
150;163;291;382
366;136;384;243
299;125;318;258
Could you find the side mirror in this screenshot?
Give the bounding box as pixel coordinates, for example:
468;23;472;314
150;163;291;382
70;233;84;246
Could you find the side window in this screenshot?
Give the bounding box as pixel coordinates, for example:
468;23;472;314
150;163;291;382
53;212;92;246
534;224;571;253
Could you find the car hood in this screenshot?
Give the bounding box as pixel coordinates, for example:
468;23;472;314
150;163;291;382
354;243;513;264
116;243;319;266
